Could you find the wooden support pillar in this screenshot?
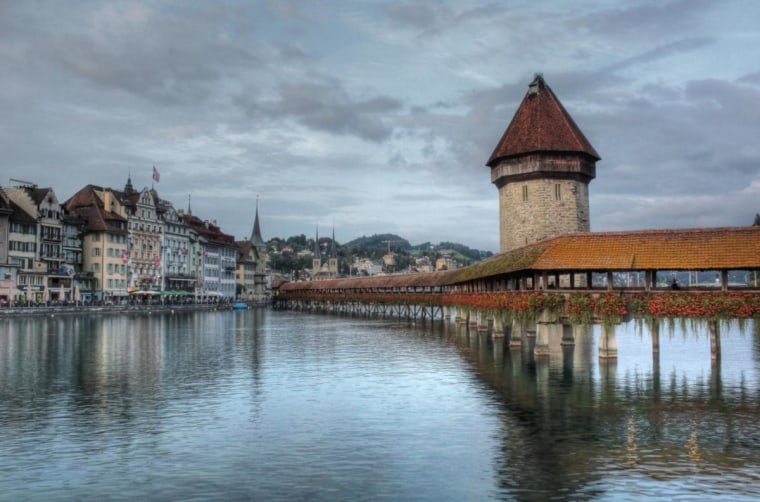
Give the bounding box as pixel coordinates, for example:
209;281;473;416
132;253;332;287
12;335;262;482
492;337;504;367
478;316;491;334
491;316;505;338
650;318;660;353
534;322;551;358
469;310;479;329
599;323;618;359
708;320;721;362
560;323;575;346
510;319;524;348
534;308;555;358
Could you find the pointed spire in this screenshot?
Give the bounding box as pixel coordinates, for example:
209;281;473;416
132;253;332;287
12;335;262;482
124;172;134;195
331;223;337;257
187;194;192;215
251;196;265;246
487;74;600;166
315;224;320;255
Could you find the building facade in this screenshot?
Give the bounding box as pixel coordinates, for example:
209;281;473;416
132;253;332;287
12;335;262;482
123;181;165;291
162;203;195;293
0;190;17;303
63;185;130;302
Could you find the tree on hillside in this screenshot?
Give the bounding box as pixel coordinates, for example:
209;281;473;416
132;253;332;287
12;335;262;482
753;213;760;226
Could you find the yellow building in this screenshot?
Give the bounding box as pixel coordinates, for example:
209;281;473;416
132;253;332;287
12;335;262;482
64;185;129;302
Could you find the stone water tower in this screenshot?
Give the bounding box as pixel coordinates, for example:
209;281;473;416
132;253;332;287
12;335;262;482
487;75;600;253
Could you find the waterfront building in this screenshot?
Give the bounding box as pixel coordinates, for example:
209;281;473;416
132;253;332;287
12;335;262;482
488;74;600;253
61;213;85;300
181;213;237;299
5;187;47;303
122;179;165;291
162;202;195;293
435;253;457;271
0;190;17;303
236;203;269;302
63;185;129;302
4;184;72;301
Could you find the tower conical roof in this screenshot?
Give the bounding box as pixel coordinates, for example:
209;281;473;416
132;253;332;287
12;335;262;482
487;75;600;166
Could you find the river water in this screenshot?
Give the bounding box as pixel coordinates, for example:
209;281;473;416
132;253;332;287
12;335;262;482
1;309;759;501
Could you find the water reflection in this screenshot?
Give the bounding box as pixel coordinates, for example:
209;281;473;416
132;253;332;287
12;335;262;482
429;318;760;499
1;312;759;500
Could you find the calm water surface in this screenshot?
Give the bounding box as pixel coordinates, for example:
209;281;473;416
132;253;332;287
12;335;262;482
1;310;759;501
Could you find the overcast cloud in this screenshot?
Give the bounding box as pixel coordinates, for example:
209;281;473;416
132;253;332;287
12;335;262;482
2;0;759;251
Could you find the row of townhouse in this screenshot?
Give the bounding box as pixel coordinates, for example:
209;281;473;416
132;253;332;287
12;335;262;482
0;178;268;304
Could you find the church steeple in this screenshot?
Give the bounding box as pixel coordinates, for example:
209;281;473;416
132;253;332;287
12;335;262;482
124;174;135;195
250;198;265;247
312;224;321;276
328;224;338;275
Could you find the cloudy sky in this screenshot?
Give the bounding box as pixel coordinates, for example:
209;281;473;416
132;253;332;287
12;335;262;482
2;0;759;251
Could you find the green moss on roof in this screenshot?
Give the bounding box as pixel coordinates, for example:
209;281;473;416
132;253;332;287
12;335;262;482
448;244;546;283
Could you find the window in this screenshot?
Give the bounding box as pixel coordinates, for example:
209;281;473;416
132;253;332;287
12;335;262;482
91;248;101;257
522;185;528;202
91;234;100;242
554;184;561;200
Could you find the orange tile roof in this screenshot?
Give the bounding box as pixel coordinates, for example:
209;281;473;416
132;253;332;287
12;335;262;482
533;227;760;270
487;75;600;166
280;227;760;292
460;227;760;281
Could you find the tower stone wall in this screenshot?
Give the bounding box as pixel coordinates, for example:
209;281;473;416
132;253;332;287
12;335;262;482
498;176;590;251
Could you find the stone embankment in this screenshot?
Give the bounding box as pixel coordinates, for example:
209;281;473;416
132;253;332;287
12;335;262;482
0;303;242;318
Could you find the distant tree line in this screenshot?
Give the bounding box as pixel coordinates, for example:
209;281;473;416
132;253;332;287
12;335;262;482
266;233;492;276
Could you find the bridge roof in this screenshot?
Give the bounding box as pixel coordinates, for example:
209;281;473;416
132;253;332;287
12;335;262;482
279;226;760;292
455;226;760;282
487;75;600;167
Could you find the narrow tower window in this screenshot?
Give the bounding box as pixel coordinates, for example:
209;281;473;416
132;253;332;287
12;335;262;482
554;184;561;200
522;185;528;202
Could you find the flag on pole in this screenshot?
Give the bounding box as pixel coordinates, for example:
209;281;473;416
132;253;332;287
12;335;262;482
152;166;160;183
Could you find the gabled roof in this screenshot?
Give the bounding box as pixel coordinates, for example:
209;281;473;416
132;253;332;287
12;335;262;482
63;185;127;233
487;75;600;166
0;189;13;215
6;198;37;224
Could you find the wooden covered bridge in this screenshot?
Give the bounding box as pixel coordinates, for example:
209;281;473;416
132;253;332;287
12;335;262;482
274;226;760;359
276;226;760;299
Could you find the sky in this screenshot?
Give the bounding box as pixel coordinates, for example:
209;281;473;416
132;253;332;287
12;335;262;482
1;0;759;252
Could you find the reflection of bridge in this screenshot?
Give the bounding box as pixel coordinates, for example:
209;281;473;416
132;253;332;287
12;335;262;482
275;226;760;362
420;318;760;499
